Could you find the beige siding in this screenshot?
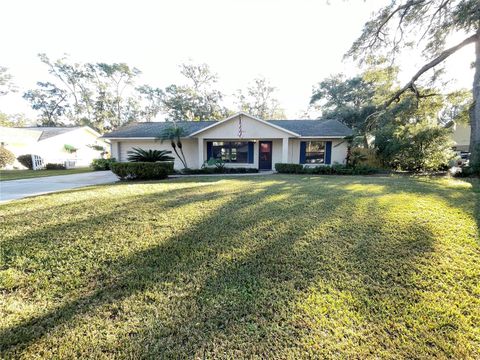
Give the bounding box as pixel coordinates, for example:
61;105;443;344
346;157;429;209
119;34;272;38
111;139;199;169
198;114;294;139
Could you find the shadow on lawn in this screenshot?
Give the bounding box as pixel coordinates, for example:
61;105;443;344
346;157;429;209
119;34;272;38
0;176;476;357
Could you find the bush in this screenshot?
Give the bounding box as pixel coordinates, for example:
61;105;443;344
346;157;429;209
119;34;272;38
276;163;380;176
45;163;66;170
91;158;116;171
349;147;383;168
453;166;479;178
111;162;169;180
275;163;304;174
17;154;33;169
183;167;258;175
0;147;15;168
375;123;454;172
154;161;174;174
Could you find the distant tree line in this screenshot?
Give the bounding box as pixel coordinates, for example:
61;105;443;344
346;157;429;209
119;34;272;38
0;55;287;132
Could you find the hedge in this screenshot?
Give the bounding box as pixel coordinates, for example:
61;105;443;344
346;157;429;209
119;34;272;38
183;167;259;175
275;163;380;176
45;163;66;170
274;163;304;174
111;162;169;180
154;161;174;174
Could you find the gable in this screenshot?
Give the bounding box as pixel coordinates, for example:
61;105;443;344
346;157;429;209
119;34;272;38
190;113;298;139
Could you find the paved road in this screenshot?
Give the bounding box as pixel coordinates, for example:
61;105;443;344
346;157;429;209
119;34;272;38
0;171;118;202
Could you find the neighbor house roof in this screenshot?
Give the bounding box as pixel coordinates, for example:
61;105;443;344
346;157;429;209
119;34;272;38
6;126;99;141
103;119;352;138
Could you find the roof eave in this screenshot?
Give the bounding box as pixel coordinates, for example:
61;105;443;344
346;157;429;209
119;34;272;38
189;112;301;137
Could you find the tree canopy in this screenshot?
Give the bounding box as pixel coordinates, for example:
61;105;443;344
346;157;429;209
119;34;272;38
23;54;143;131
347;0;480;162
235;77;286;120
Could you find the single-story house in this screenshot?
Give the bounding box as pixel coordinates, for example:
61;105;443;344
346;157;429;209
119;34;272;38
102;112;352;170
0;126;109;168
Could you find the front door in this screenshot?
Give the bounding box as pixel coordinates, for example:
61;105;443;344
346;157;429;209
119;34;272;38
259;141;273;170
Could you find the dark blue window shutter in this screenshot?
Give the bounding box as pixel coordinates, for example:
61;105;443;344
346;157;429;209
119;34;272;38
248;142;254;163
325;141;332;164
299;141;306;164
206;141;213;160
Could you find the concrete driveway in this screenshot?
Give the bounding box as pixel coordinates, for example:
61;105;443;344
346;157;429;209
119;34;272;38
0;171;118;202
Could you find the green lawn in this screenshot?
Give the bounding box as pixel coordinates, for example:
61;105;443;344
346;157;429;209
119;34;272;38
0;175;479;358
0;168;94;181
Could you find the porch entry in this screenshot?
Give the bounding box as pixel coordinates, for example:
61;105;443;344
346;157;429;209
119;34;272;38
258;141;273;170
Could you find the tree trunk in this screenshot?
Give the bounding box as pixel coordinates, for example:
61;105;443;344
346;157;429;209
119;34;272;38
469;27;480;166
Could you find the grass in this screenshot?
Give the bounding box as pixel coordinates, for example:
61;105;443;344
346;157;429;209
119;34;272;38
0;168;95;181
0;175;479;358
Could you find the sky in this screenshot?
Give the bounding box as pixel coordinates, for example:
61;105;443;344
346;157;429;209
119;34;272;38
0;0;475;120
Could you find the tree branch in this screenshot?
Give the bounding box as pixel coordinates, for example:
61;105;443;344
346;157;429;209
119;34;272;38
369;0;428;49
384;33;478;108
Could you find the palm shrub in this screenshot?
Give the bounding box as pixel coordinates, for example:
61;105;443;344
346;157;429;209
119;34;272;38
157;125;188;168
127;148;174;162
0;147;15;168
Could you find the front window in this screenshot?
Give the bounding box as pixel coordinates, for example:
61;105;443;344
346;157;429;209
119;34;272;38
305;141;325;164
212;141;249;163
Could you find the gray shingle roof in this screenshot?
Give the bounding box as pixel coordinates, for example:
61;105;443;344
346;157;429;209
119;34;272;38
102;119;352;138
37;127;82;140
269;119;352;137
11;127;82;140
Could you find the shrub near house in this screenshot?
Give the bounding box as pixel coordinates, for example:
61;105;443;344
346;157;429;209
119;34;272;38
111;162;172;180
91;158;116;171
275;163;379;175
0;147;15;168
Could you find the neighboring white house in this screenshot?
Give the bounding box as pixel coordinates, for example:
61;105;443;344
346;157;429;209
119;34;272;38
102;112;352;170
0;126;109;168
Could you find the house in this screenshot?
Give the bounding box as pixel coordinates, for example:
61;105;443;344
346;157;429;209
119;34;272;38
102;112;352;170
0;126;109;168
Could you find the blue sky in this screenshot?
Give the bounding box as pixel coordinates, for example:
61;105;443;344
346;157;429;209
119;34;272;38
0;0;474;120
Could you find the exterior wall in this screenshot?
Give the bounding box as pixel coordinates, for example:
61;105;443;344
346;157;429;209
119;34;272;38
452;123;470;152
289;138;348;165
110;137;348;170
36;128;109;167
271;139;283;168
198;114;294;139
111;138;199;169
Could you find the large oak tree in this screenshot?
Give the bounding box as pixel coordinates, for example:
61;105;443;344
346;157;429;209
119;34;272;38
347;0;479;163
